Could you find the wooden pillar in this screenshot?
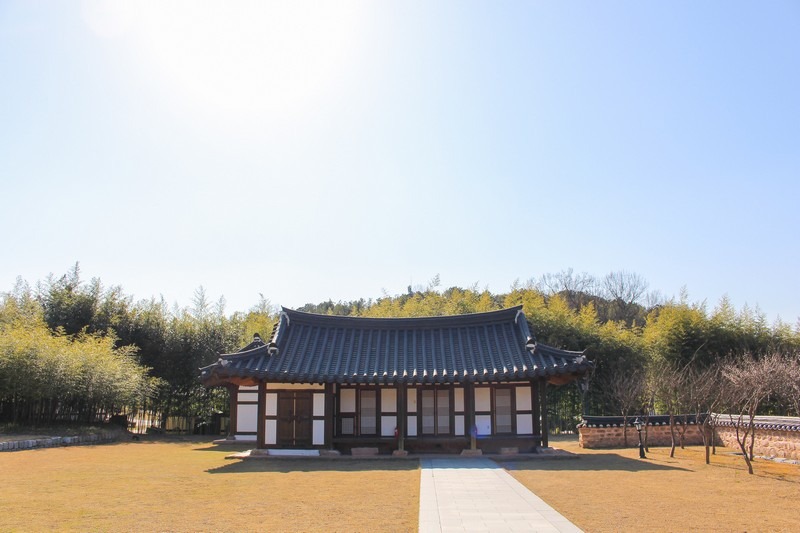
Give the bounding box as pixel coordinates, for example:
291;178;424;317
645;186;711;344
256;380;266;449
464;381;476;450
324;382;335;450
397;383;407;451
227;384;238;439
540;378;549;448
532;380;541;444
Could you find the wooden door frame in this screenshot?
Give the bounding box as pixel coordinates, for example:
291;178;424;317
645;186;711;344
276;390;314;448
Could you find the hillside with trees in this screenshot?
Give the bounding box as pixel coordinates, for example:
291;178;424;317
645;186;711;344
1;265;798;431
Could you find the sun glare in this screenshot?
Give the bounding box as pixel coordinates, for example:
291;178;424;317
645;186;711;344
82;1;363;124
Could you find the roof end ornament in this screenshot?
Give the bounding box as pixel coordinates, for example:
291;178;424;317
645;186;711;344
515;309;537;346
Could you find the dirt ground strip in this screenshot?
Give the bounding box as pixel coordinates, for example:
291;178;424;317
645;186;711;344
505;437;800;533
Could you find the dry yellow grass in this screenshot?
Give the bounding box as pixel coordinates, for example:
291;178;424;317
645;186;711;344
4;434;800;532
0;438;419;532
505;436;800;532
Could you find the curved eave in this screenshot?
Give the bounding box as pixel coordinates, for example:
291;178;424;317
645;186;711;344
199;353;593;387
530;342;592;386
215;343;269;361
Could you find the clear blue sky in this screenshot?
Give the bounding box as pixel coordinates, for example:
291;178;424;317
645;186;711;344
1;1;798;323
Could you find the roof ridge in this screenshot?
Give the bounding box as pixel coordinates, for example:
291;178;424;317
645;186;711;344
279;305;523;328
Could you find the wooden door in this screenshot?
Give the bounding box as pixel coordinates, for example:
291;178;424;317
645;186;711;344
277;394;295;447
276;391;313;448
293;393;313;447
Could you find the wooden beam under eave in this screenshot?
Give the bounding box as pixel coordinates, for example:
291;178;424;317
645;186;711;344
230;376;260;387
548;374;581;386
201;375;260;388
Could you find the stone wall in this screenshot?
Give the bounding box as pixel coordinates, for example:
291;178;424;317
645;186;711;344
714;416;800;461
578;415;800;461
0;432;118;452
578;416;707;448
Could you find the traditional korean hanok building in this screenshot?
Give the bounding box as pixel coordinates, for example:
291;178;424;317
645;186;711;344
199;306;591;454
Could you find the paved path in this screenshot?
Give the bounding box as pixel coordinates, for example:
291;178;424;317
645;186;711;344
419;458;582;533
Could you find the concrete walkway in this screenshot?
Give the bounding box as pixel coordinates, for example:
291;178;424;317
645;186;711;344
419;458;582;533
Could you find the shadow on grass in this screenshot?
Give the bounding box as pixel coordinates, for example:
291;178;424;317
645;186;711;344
500;453;691;473
192;444;253;452
206;457;420;474
97;435;222;446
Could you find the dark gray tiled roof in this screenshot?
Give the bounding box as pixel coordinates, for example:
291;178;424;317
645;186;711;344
199;306;591;386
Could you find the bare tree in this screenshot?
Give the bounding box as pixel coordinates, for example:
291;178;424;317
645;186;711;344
598;367;647;447
685;364;723;464
537;269;597;310
720;352;783;475
602;270;649;324
776;352;800;417
673;365;696;450
641;368;658;451
651;361;686;458
644;289;665;311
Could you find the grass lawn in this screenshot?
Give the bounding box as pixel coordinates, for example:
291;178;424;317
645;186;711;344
0;437;419;532
3;433;799;532
505;436;800;532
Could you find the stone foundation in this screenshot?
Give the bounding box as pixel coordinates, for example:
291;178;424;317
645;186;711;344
351;447;379;457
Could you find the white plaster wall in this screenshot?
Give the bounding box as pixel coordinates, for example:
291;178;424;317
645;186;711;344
265;393;278;417
381;389;397;413
455;415;465;436
313;393;325;416
516;386;532;411
407;390;417;413
239;385;258;391
475;414;492;436
313;420;325;445
475;388;491;412
235;435;256;441
238;392;258;403
516;414;533;435
454;388;464;411
265;420;277;445
407;415;418;436
381;415;397;437
237;404;258;432
340;389;356;412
